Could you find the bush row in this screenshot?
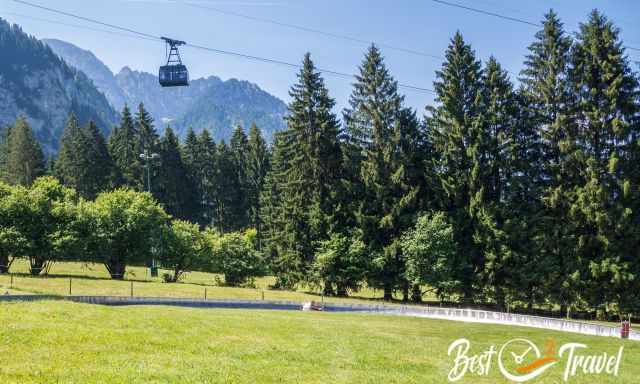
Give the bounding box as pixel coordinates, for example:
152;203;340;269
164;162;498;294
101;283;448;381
0;177;264;286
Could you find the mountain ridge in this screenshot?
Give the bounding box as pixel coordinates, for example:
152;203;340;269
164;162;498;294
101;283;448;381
45;38;287;142
0;19;120;155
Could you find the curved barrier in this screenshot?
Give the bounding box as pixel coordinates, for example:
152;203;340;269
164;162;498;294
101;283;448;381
1;294;637;341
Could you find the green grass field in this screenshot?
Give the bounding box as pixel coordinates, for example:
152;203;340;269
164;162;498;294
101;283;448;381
0;260;429;304
0;301;637;383
1;261;637;383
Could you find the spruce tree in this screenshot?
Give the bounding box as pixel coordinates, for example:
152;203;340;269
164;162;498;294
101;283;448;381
134;102;159;192
427;32;485;302
197;129;219;228
181;127;207;225
344;46;418;300
56;115;116;199
269;53;346;290
4;116;45;186
479;57;532;309
214;140;242;232
55;113;84;191
502;89;546;310
108;105;142;189
246;123;270;243
157;127;194;220
83;121;118;198
230;125;250;229
0;125;12;181
519;10;577;314
568;10;640;314
259;132;287;279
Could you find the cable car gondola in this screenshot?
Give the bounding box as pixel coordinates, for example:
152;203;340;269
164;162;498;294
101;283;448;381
159;37;189;87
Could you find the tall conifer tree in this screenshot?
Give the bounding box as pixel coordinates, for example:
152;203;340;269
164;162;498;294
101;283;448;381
344;46;418;300
427;32;485;302
230;125;250;229
569;10;640;313
3;116;45;186
520;10;578;314
156;127;194;220
108;105;142;189
56;115;116;199
246;123;270;242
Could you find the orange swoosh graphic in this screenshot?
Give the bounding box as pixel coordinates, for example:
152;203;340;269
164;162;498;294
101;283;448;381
516;357;558;374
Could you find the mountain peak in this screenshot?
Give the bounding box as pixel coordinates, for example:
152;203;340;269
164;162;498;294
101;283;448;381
26;34;286;144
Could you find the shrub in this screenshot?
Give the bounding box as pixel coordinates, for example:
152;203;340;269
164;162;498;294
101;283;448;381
312;233;368;296
206;229;264;286
159;220;209;282
402;212;457;301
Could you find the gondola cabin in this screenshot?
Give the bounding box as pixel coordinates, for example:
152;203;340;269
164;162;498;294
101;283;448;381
159;64;189;87
159;37;189;87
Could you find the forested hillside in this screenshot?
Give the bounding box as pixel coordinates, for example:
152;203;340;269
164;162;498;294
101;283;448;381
0;19;119;155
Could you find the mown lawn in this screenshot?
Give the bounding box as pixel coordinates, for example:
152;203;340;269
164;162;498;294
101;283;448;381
0;301;637;383
0;260;430;304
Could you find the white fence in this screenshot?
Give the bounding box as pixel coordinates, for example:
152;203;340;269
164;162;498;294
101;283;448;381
324;302;640;340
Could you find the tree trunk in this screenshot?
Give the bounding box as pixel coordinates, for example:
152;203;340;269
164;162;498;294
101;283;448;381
495;286;506;312
462;280;474;305
402;282;409;302
0;255;9;274
411;284;422;303
383;283;393;301
560;303;568;318
29;258;46;276
323;280;334;296
106;261;126;280
336;283;348;297
527;287;534;311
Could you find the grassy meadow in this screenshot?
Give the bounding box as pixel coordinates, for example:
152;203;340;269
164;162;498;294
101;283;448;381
0;260;423;304
0;301;637;383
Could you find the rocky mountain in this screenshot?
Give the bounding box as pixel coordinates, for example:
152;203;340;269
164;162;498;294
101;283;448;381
46;39;287;142
0;19;120;155
43;38;127;111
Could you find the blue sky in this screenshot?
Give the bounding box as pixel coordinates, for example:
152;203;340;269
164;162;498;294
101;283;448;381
2;0;639;113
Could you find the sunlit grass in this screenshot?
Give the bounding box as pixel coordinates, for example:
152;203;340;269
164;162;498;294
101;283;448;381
0;301;637;383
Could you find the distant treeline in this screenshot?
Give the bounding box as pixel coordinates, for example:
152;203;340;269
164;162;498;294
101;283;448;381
1;10;639;317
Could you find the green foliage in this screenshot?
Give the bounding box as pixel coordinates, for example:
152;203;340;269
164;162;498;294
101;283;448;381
205;228;264;287
0;182;28;273
246;123;269;241
0;19;119;155
181;128;217;227
108;105;142;189
567;10;640;313
260;53;346;289
345;45;419;300
312;233;368;297
229;125;250;229
519;10;578;313
81;188;169;279
156;127;196;220
214;140;244;232
402;212;457;301
2;116;45;186
2;177;78;275
427;32;487;302
56;114;117;199
159;220;209;282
